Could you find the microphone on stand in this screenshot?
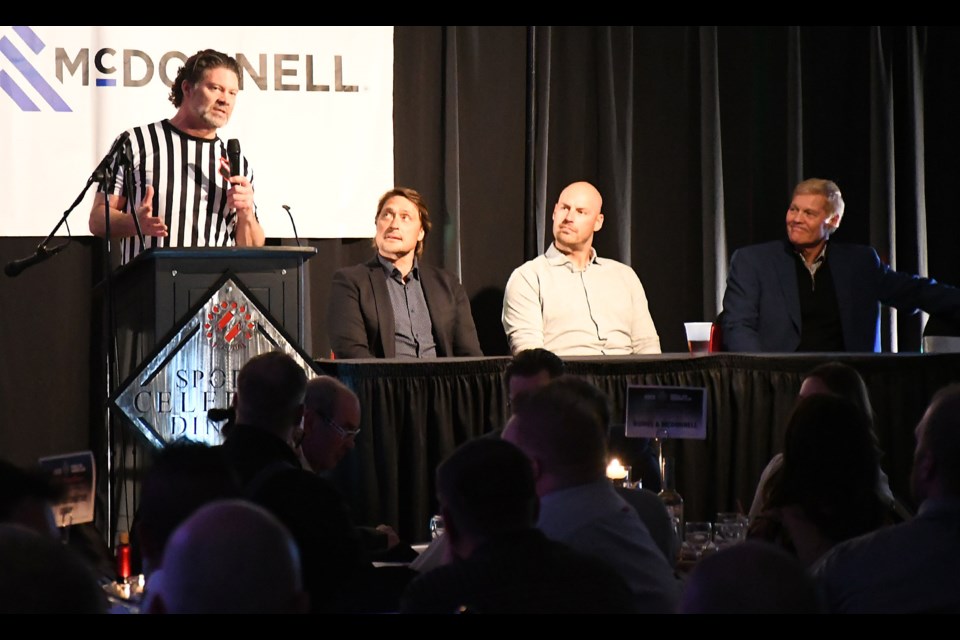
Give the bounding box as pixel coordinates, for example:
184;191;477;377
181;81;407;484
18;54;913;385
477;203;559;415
4;243;68;278
281;204;303;248
6;133;129;278
91;131;131;182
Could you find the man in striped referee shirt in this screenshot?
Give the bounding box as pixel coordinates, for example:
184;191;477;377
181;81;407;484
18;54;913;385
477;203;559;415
88;49;265;264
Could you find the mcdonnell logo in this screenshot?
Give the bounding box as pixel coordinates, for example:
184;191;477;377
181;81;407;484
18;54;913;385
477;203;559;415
0;25;71;112
3;25;361;113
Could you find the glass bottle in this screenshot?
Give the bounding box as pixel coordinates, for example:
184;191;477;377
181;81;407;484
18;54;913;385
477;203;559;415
115;531;132;583
657;455;684;554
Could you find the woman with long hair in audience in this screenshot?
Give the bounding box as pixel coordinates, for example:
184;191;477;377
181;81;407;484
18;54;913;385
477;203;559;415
748;362;912;524
748;393;892;567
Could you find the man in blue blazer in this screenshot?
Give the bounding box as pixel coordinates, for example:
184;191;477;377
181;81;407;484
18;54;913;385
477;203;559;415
721;178;960;352
327;187;483;359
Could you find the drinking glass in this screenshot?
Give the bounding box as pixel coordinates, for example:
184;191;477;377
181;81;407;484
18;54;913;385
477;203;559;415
684;322;713;354
681;521;715;562
714;512;748;549
429;514;445;539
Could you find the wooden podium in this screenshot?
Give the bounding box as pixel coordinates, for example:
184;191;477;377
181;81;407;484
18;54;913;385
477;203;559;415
97;245;318;544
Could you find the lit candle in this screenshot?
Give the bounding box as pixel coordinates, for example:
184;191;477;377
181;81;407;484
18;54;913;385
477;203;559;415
606;458;628;481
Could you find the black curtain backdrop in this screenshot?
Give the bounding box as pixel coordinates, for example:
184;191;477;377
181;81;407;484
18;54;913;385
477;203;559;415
3;26;960;488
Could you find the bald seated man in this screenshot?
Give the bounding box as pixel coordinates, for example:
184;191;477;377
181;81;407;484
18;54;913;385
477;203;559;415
149;499;309;614
502;180;660;356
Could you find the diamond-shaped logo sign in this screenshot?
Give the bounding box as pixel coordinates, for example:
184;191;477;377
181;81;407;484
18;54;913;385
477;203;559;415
112;276;317;448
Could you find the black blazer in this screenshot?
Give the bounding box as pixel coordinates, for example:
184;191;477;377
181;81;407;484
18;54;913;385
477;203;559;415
327;256;483;358
721;240;960;352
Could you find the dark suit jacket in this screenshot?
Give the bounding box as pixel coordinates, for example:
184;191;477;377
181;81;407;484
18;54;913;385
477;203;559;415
721;240;960;352
327;256;483;358
399;529;637;614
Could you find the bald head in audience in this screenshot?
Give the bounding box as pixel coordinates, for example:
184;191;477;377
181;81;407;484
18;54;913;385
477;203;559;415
0;524;106;614
151;499;309;614
680;541;821;614
234;351;307;440
300;376;361;472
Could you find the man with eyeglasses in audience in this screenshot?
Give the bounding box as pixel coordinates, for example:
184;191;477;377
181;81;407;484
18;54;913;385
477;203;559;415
297;376;402;556
219;352;368;612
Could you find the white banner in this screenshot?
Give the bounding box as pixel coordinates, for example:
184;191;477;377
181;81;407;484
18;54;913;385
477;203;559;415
0;25;393;239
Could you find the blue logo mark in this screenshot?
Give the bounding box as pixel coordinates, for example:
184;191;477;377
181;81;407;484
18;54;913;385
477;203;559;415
1;26;71;112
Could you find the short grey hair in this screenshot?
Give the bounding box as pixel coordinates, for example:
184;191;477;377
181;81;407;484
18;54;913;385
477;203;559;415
793;178;845;218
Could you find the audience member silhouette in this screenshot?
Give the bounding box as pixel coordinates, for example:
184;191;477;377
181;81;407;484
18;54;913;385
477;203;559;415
218;353;362;609
413;351;676;572
300;375;402;556
0;458;60;538
0;524;106;614
679;541;821;614
250;373;415;612
130;439;242;608
220;351;307;487
400;438;637;613
749;394;888;567
0;458;116;586
504;375;680;612
147;499;309;614
504;347;565;411
504;350;674;562
749;361;911;522
814;383;960;613
220;352;407;613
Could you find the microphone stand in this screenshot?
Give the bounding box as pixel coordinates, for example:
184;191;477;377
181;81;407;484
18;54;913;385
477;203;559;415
6;136;136;547
3;167;100;278
94;139;142;551
3;137;142;277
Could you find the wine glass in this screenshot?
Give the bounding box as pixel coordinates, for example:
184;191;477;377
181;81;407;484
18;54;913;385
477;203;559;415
681;521;715;563
714;512;748;549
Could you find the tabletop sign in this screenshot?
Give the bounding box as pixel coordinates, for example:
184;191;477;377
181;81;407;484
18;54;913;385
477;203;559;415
624;385;707;440
37;451;96;527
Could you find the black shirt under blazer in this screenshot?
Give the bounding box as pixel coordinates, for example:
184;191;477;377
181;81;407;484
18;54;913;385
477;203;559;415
327;256;483;358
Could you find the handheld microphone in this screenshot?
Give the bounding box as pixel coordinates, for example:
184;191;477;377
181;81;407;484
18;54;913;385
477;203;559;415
227;139;241;177
4;243;67;278
90;131;131;181
281;204;303;247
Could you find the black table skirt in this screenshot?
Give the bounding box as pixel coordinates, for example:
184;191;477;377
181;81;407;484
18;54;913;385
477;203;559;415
318;353;960;542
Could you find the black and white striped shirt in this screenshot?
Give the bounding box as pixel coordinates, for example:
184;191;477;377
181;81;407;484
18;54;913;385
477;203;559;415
109;119;254;264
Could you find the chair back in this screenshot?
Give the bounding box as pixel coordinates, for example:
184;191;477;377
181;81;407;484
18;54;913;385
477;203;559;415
709;311;726;353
